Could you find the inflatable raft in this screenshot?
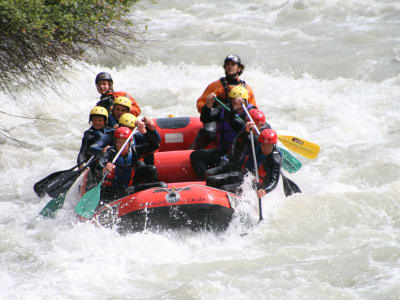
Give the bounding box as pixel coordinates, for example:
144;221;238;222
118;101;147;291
81;117;239;233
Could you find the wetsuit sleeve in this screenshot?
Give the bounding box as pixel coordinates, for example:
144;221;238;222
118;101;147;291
132;130;160;160
200;105;221;123
88;134;112;153
77;131;94;167
262;151;282;193
98;148;115;168
196;80;225;113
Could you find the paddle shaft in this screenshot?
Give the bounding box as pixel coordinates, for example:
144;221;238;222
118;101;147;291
250;130;263;222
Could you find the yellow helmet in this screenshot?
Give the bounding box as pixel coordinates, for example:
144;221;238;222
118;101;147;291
89;106;108;123
119;113;137;128
229;85;249;101
114;96;132;110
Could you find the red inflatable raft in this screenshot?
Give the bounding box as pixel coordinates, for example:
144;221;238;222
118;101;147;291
83;117;239;233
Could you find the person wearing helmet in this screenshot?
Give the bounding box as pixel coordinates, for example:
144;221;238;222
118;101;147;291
77;106;114;168
95;72;141;117
118;113;161;165
190;86;256;179
206;126;282;197
192;55;257;150
98;122;161;204
77;106;115;189
108;96;132;128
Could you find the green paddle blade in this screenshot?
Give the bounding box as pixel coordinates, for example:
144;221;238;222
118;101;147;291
39;193;66;218
74;182;102;219
278;147;302;174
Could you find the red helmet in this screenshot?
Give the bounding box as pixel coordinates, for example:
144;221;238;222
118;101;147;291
249;109;266;124
114;126;132;139
259;129;277;145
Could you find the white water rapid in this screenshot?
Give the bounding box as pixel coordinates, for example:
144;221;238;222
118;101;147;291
1;1;399;299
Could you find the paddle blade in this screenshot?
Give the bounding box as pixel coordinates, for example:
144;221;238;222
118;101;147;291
39;193;66;218
74;183;102;219
278;135;320;159
281;173;301;197
45;170;81;198
34;166;76;197
277;147;302;173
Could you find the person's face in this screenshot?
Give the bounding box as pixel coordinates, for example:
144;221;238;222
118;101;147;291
113;104;130;121
96;80;110;95
224;61;239;77
230;97;243;111
115;138;130;155
92;116;105;130
261;143;274;156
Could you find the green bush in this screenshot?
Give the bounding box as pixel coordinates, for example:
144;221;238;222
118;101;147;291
0;0;141;93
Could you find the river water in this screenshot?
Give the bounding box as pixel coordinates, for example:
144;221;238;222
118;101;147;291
1;1;399;299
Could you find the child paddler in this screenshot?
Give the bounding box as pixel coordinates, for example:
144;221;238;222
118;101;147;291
98;123;160;204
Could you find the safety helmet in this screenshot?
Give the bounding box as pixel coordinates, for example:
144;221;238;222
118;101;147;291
119;113;137;128
89;106;108;123
224;54;245;75
95;72;113;84
113;96;132;110
114;126;132;139
259;129;278;145
229;85;249;101
249;109;266;124
224;54;241;65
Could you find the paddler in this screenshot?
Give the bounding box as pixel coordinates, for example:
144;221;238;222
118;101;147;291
99;124;160;204
77;106;114;188
95;72;141;117
77;106;113;168
192;54;257;149
206;127;282;199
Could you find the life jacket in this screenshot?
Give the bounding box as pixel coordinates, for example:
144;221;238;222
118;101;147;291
108;91;141;117
256;149;281;187
216;103;254;154
103;149;135;188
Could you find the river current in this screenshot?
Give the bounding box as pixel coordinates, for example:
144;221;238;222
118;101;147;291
1;1;399;299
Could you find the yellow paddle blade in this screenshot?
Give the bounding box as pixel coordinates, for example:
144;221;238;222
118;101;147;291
278;135;320;159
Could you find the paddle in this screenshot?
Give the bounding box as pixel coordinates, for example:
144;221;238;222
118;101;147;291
34;165;77;198
39;193;67;218
75;128;138;219
35;156;98;198
213;97;302;173
38;156;96;218
277;146;302;174
249;129;263;222
280;171;301;197
278;135;320;160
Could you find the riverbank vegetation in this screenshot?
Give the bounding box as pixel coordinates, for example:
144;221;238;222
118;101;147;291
0;0;144;93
